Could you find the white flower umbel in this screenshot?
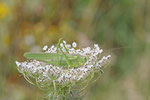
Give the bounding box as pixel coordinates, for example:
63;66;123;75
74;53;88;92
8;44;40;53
16;39;111;100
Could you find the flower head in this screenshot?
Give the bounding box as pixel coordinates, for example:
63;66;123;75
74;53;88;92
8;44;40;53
16;39;111;99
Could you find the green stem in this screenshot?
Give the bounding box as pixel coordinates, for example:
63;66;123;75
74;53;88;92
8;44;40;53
62;96;65;100
62;88;66;100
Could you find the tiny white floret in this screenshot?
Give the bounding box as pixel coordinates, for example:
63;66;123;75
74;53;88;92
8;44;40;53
72;42;77;48
43;45;48;51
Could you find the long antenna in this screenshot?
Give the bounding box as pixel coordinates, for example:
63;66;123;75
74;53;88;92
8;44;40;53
105;47;133;52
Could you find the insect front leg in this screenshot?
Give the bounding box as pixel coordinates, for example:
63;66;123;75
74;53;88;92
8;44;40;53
57;38;72;69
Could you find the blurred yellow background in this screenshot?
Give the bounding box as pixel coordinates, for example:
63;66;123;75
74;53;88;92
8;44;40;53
0;0;150;100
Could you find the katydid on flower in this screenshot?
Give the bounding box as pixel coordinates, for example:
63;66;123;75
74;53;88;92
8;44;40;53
24;39;86;68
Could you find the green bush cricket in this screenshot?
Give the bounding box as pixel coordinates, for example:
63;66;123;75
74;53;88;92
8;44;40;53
24;39;87;68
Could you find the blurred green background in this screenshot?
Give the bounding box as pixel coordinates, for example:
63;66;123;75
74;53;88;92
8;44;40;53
0;0;150;100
